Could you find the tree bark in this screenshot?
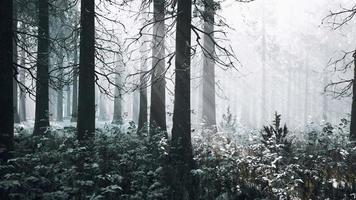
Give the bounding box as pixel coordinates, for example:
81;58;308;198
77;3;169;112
77;0;95;140
149;0;167;134
33;0;50;136
201;0;216;131
170;0;196;199
0;0;14;160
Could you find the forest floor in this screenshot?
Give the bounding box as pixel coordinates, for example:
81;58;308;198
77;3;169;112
1;117;356;200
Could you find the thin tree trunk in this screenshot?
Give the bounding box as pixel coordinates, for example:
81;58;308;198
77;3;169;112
201;0;216;131
71;43;78;122
0;0;14;160
77;0;95;140
33;0;50;135
149;0;167;134
66;85;71;117
170;0;196;199
350;54;356;141
261;0;267;125
304;59;309;126
99;92;107;121
322;74;328;122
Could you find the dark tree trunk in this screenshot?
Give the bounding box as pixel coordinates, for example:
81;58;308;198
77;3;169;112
33;0;50;136
201;0;216;131
13;3;20;123
77;0;95;140
71;44;78;122
170;0;196;199
0;0;14;160
149;0;167;134
350;54;356;141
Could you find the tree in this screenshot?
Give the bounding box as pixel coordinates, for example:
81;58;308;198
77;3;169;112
137;45;148;133
112;53;123;124
201;0;216;130
149;0;167;134
13;1;20;124
0;0;13;160
19;52;27;122
170;0;196;199
56;48;64;122
71;36;79;122
77;0;95;140
323;5;356;141
33;0;50;136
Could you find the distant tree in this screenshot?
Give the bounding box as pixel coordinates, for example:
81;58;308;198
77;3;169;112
33;0;50;136
149;0;167;134
56;47;64;122
201;0;217;131
71;33;79;122
19;50;27;122
77;0;95;140
112;53;124;124
0;0;14;160
170;0;196;199
137;47;148;133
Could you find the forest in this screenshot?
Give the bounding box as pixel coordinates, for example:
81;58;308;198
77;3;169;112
0;0;355;199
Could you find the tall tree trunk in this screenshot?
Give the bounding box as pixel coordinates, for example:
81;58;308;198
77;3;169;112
304;59;309;127
350;54;356;141
56;52;64;122
33;0;50;135
170;0;196;199
66;85;71;117
149;0;167;134
0;0;14;160
286;64;292;125
71;43;78;122
201;0;216;131
137;50;148;133
132;90;139;124
322;74;328;122
19;51;27;122
113;54;123;124
77;0;95;140
261;0;267;125
13;2;20;123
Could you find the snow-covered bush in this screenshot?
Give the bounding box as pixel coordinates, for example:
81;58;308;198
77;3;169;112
0;125;169;200
193;113;356;200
